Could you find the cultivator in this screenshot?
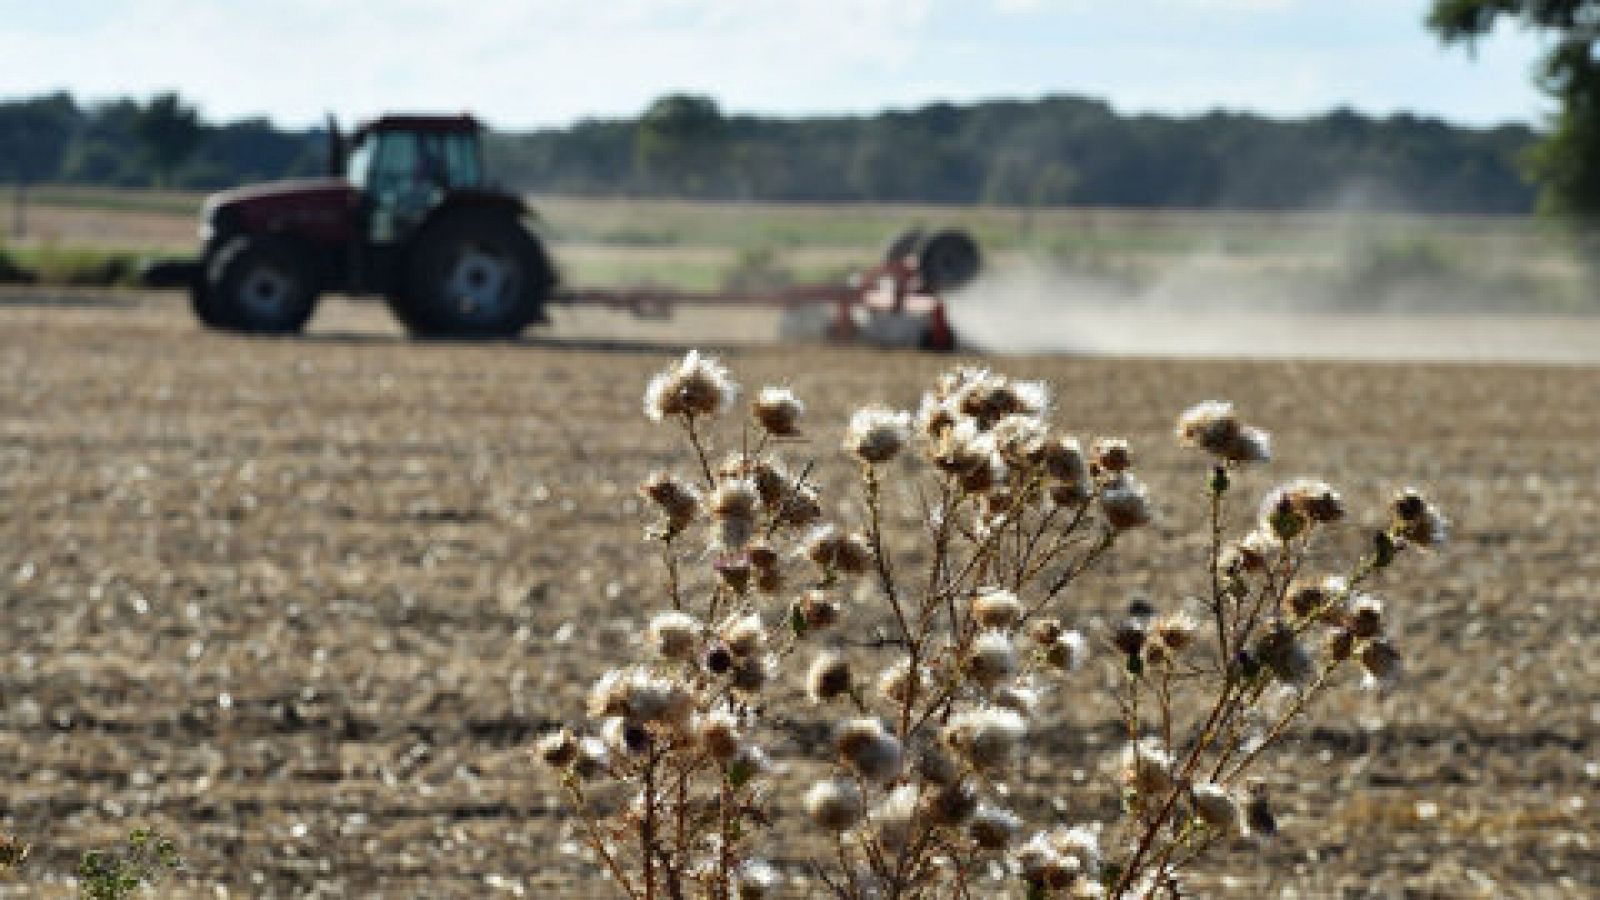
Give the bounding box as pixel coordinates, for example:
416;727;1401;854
556;228;980;351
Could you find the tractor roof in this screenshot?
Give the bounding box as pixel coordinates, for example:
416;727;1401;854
355;114;482;137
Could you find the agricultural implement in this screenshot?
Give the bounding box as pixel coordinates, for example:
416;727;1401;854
142;114;980;350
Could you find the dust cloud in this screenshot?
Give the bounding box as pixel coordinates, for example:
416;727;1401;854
946;222;1600;363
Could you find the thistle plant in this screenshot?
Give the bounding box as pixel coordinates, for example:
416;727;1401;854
541;352;1448;899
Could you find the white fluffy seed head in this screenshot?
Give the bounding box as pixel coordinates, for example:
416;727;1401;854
806;651;853;703
971;587;1024;629
721;613;766;658
835;718;903;783
942;706;1028;772
1099;472;1153;530
734;858;779;900
1047;824;1102;879
991;414;1049;468
709;479;761;522
648;610;701;661
967;805;1023;851
845;406;913;464
644;350;738;421
752;386;804;436
1192;783;1242;833
804;777;865;831
966;630;1019;688
871;784;923;851
1121;739;1175;796
1043;630;1089;672
876;657;924;704
695;709;742;761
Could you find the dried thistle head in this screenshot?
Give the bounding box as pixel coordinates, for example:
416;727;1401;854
1359;638;1403;689
1191;783;1243;834
1040;434;1091;485
1390;487;1449;548
639;471;700;532
587;669;695;730
805;777;865;831
1254;622;1314;686
806;651;854;704
720;613;766;658
648;610;701;661
644;350;738;421
835;717;904;783
916;391;960;441
733;859;780;900
1043;630;1089;672
845;406;912;464
965;630;1019;689
941;706;1028;773
1099;472;1152;530
991;414;1049;469
871;784;924;852
1120;739;1175;796
1091;437;1133;473
971;587;1024;629
696;709;742;761
798;589;842;630
1176;400;1272;464
804;524;872;575
537;727;579;768
752;386;804;436
967;805;1022;851
876;657;925;705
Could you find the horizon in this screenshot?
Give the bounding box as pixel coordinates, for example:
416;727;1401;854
0;1;1551;132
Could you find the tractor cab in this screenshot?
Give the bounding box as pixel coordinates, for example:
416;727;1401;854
337;115;487;244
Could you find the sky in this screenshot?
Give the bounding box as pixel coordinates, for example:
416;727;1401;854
0;0;1551;130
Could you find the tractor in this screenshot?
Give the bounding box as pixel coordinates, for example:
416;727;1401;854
161;114;554;337
149;113;982;348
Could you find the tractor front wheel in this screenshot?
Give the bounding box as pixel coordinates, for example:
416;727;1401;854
396;212;554;338
201;236;319;334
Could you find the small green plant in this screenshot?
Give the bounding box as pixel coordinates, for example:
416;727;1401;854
78;829;181;900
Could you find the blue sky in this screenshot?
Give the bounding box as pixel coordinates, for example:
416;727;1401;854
0;1;1550;129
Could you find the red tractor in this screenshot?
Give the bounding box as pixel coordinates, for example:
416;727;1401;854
170;114;555;337
152;113;981;348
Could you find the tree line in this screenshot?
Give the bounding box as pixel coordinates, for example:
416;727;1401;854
0;89;1539;214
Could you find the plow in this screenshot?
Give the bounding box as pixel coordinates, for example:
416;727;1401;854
144;113;981;350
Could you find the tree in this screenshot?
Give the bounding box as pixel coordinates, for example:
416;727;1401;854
0;92;77;237
1428;1;1600;217
130;92;205;187
633;94;727;195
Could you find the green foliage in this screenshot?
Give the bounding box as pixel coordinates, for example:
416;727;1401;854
130;93;206;188
0;88;1543;210
78;829;180;900
1429;0;1600;219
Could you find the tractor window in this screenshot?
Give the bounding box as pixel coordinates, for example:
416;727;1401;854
344;135;376;188
370;132;423;194
434;133;483;188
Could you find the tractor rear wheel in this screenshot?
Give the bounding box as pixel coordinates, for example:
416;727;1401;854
395;212;554;338
202;236;319;334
